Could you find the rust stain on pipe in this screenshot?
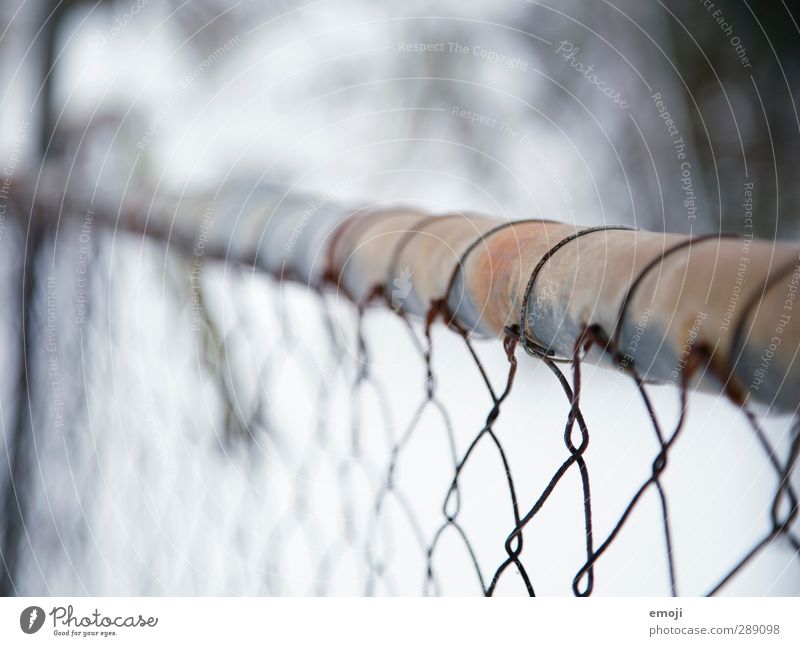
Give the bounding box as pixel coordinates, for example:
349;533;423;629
334;209;428;305
386;213;499;318
451;221;577;337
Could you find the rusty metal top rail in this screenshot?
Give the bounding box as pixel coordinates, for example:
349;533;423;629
15;178;800;413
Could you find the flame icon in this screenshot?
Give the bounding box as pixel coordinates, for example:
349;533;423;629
20;605;45;634
391;266;413;312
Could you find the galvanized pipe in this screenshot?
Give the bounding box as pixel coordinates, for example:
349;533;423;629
22;179;800;413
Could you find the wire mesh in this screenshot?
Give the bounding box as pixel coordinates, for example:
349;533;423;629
1;218;799;596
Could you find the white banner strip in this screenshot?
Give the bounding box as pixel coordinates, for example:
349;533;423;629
1;597;799;645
